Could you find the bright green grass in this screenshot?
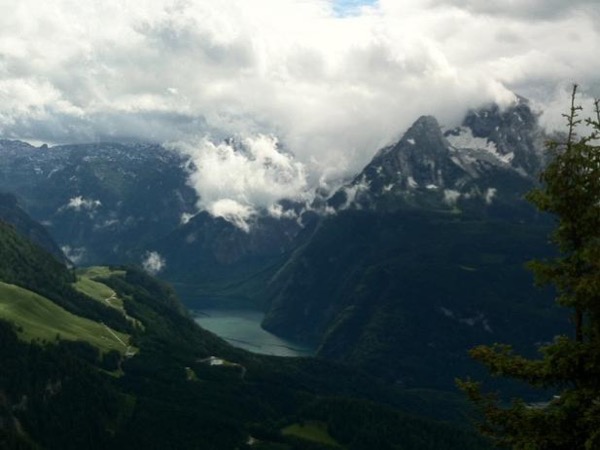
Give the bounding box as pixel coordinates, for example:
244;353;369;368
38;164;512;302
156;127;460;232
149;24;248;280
74;276;125;311
74;276;115;302
74;268;143;330
75;266;125;311
282;422;341;447
0;282;132;354
78;266;126;280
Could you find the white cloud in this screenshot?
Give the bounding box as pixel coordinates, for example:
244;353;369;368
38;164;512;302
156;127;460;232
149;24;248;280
61;245;86;265
1;0;599;217
177;134;309;229
142;251;166;275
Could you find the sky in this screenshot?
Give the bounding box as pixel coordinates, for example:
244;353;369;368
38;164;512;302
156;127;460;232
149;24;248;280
1;0;599;222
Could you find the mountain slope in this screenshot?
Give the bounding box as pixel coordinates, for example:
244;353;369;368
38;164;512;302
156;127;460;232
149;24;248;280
0;281;130;353
261;101;564;389
0;207;493;449
0;220;131;333
0;192;67;263
262;209;565;388
0;140;197;264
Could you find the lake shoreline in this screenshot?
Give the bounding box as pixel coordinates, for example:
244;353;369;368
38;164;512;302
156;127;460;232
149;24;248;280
193;308;314;358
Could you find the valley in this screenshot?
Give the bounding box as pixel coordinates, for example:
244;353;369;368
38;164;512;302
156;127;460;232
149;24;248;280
1;1;598;447
0;99;564;388
0;98;572;449
0;205;492;449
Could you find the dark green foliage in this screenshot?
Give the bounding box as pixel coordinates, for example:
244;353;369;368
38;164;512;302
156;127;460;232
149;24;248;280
297;398;491;450
460;86;600;449
262;208;564;389
0;192;66;263
0;213;493;449
0;320;127;450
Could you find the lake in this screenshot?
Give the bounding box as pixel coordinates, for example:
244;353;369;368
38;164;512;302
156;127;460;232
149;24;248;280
194;309;314;357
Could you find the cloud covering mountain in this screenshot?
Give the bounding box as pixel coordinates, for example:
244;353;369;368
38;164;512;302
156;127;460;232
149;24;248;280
1;0;599;218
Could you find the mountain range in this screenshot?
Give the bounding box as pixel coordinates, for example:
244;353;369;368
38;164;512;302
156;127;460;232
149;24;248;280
0;176;492;449
0;97;566;393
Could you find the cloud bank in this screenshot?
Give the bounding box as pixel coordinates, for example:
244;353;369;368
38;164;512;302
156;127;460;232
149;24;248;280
1;0;599;218
178;135;308;230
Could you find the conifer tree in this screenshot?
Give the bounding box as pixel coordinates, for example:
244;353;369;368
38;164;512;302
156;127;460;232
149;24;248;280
459;85;600;449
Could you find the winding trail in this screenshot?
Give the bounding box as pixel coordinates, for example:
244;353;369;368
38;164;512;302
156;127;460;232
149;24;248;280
102;323;127;347
104;292;117;308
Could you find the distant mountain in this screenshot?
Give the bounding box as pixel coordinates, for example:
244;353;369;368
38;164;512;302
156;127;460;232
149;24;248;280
329;98;545;217
260;100;565;389
0;140;314;298
0;191;67;263
0;140;197;264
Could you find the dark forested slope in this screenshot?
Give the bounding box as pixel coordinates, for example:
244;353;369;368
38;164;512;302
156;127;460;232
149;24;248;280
0;210;493;449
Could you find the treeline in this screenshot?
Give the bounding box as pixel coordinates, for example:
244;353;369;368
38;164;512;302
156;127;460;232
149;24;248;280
0;320;128;450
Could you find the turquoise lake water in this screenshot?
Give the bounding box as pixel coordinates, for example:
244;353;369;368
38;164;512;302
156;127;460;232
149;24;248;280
194;309;314;357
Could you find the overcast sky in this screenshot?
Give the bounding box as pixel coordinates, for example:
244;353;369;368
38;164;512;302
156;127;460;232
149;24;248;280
1;0;599;220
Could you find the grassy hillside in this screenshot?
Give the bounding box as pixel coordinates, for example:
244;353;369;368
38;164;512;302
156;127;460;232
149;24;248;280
0;221;131;333
0;282;132;354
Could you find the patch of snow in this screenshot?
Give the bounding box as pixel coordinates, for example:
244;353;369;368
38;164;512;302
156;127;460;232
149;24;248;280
499;152;515;164
426;184;438;190
383;183;394;192
438;307;493;333
180;212;195;224
339;176;370;209
322;205;337;216
443;189;461;205
485;188;497;205
446;127;497;153
63;196;101;212
93;219;120;230
407;176;418;189
407;138;415;145
447;127;515;165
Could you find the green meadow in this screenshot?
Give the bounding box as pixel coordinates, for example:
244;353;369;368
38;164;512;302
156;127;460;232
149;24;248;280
0;281;131;354
282;421;341;447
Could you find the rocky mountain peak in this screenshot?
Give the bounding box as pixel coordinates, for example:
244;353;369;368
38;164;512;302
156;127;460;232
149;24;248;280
362;115;455;192
457;98;545;174
330;97;546;213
